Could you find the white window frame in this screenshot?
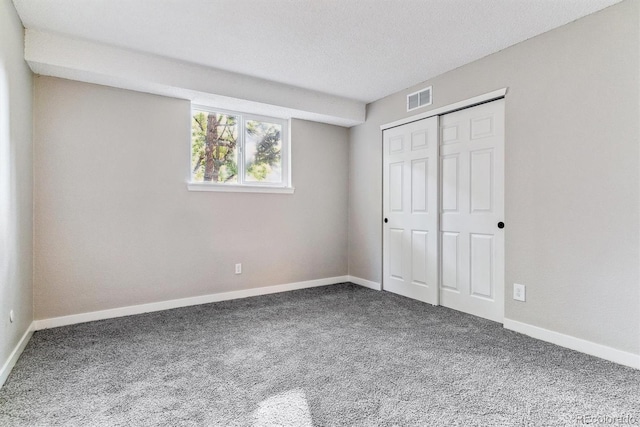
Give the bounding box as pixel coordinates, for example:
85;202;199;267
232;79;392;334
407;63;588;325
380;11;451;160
187;105;293;194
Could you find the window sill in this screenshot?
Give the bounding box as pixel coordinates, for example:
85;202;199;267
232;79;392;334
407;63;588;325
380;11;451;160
187;183;295;194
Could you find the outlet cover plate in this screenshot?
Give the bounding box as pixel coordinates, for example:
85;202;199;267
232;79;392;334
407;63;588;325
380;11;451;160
513;283;526;302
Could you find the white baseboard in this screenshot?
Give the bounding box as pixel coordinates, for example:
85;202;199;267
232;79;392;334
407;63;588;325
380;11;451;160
503;318;640;370
0;322;34;388
33;275;350;331
347;275;382;291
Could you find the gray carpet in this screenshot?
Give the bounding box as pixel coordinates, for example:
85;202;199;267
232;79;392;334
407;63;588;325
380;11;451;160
0;283;638;426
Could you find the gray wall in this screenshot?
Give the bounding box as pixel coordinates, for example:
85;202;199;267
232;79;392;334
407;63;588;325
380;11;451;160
348;0;639;354
0;0;34;370
34;77;348;319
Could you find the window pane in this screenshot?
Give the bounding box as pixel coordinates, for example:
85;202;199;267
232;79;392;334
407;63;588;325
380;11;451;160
244;120;283;183
191;110;239;183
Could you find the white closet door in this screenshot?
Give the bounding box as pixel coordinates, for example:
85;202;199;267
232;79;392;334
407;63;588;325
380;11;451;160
439;99;505;322
383;116;439;305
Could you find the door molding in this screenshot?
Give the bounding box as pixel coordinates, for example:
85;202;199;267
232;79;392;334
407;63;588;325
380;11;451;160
380;88;508;131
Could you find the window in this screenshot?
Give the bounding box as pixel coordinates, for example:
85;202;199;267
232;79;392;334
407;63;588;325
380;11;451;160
188;106;292;193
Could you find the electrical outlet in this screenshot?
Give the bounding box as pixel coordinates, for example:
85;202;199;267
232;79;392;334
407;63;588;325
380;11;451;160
235;263;242;275
513;283;526;302
9;310;14;323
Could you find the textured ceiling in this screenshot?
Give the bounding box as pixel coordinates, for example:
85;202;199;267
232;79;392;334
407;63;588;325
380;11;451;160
14;0;622;103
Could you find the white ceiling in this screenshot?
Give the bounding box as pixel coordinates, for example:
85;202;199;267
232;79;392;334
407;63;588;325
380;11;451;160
13;0;622;124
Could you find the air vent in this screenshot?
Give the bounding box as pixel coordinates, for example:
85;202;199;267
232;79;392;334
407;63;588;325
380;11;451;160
407;86;432;112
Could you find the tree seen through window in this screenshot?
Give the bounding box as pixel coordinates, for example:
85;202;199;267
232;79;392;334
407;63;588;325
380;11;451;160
191;110;283;184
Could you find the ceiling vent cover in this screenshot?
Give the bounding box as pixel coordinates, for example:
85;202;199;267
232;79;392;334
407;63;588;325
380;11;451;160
407;86;432;111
